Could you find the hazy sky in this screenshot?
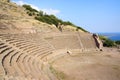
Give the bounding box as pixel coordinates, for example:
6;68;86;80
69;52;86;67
12;0;120;33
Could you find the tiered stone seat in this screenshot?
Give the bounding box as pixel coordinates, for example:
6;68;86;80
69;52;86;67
11;51;26;77
0;33;55;80
0;46;12;75
4;75;31;80
0;36;26;77
0;41;6;76
0;32;99;80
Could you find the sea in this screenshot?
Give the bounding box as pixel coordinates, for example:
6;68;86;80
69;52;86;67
98;33;120;41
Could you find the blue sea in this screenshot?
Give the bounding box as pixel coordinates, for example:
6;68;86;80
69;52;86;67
98;33;120;41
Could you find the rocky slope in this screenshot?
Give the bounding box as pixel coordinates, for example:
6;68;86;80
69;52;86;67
0;0;85;34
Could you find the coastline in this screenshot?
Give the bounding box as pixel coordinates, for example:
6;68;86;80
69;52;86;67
98;33;120;41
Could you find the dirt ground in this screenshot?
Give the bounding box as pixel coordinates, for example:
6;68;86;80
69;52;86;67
52;48;120;80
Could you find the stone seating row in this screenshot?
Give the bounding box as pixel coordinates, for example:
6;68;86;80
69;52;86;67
0;34;55;80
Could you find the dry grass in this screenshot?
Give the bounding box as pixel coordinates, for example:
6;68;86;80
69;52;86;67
50;65;66;80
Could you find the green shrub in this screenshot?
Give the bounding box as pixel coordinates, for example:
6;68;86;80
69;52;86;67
76;26;88;32
35;14;61;27
23;4;38;12
37;11;44;16
62;21;74;26
99;35;107;40
23;4;87;32
28;12;32;16
115;41;120;45
103;39;116;47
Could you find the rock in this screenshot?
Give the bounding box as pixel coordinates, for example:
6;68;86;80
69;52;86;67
93;33;103;51
67;50;72;55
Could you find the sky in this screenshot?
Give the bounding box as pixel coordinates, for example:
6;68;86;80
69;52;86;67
11;0;120;33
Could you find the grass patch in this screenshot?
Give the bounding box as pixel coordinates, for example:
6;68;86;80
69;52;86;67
50;65;66;80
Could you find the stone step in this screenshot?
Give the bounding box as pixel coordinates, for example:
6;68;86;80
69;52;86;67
15;50;42;78
5;39;16;42
17;48;52;79
32;49;53;59
0;63;5;76
15;43;35;47
0;47;12;55
3;50;19;76
17;59;31;78
8;39;48;49
0;45;8;49
32;58;42;74
26;47;52;56
19;45;37;50
16;53;33;78
10;52;25;77
22;56;47;80
9;40;29;44
22;56;34;78
0;47;12;75
28;57;41;79
9;52;19;66
2;50;15;75
24;47;42;54
0;43;4;46
3;75;30;80
16;45;53;64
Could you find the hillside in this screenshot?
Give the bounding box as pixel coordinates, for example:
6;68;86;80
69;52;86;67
1;1;118;80
0;0;86;34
